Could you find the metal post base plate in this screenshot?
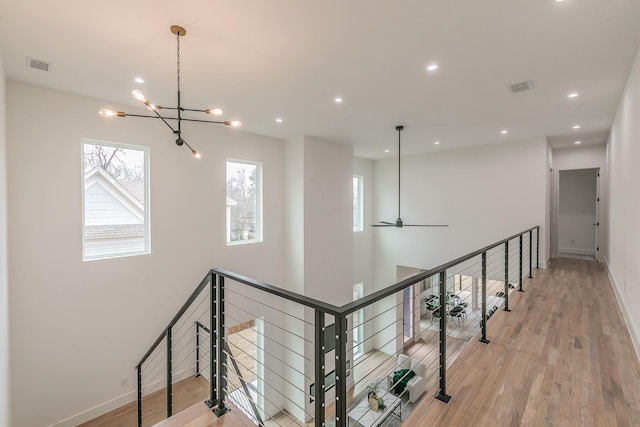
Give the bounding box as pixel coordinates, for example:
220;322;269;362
480;337;491;344
435;392;451;403
214;403;230;417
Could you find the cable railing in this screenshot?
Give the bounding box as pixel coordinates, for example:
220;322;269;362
135;225;540;427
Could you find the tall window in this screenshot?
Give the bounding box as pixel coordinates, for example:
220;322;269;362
353;175;363;232
226;160;262;244
82;140;149;261
353;283;364;358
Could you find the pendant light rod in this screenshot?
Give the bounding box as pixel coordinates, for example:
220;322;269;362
98;25;242;160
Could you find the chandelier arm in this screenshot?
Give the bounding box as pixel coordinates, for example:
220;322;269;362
125;112;177;133
177;118;228;124
121;114;227;125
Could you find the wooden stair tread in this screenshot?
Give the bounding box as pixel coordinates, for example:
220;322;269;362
152;401;253;427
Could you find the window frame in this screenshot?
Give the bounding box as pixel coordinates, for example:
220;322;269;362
81;139;150;261
226;159;263;245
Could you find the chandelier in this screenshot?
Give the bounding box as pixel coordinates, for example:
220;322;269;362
99;25;241;159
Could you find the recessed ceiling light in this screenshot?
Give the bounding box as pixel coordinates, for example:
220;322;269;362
575;141;582;145
385;149;390;153
427;64;438;71
556;0;565;2
275;118;283;123
134;77;144;84
568;92;579;98
573;125;581;129
434;141;440;145
501;130;508;134
335;97;343;103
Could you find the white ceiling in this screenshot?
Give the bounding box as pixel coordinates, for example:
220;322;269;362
2;0;640;159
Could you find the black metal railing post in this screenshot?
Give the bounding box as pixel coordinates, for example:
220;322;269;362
195;323;200;377
137;366;142;427
335;314;348;426
529;230;533;279
214;275;230;416
166;326;173;418
518;234;524;292
314;311;326;427
536;226;540;269
205;274;217;408
480;252;490;344
504;241;511;312
435;270;451;403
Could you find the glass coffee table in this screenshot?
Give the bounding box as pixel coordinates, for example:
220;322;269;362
347;390;401;427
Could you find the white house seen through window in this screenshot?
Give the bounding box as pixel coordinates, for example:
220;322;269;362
82;140;149;261
226;160;262;244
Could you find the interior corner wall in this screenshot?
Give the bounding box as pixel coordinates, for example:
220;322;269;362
302;136;353;306
353;157;375;353
545;141;552;266
606;45;640;358
6;81;285;427
353;157;374;291
284;136;305;293
0;52;11;427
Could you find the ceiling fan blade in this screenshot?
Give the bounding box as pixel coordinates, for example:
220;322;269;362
371;224;394;227
403;224;449;227
378;221;394;225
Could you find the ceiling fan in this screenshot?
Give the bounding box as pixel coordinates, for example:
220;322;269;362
372;125;449;228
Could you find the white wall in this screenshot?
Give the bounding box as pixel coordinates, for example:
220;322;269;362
353;157;374;294
6;82;285;427
0;51;11;427
551;144;607;260
353;157;375;353
302;136;353;306
558;169;598;256
606;45;640;357
370;137;548;353
373;137;548;292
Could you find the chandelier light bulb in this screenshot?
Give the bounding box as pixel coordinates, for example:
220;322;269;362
193;150;202;159
231;120;241;127
132;89;147;102
206;108;223;116
99;109;117;118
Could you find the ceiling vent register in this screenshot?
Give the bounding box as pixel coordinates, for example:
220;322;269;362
508;80;534;94
26;57;51;72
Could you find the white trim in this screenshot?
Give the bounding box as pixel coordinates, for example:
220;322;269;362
557;248;596;257
47;390;136;427
605;257;640;363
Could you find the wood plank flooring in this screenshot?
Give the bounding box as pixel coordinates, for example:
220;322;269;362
83;258;640;426
404;257;640;426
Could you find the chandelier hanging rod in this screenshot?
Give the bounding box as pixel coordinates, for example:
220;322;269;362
98;25;241;160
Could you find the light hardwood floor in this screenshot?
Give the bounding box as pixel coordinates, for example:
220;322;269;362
84;258;640;426
404;257;640;426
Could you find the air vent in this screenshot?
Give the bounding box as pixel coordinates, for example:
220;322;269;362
26;57;52;72
508;80;534;94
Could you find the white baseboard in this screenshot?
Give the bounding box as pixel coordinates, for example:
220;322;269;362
47;390;136;427
558;247;596;256
48;366;198;427
604;258;640;363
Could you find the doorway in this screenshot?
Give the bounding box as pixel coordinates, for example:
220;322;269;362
557;168;599;259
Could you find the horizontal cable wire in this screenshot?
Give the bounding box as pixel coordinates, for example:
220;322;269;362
223;311;314;367
224;287;314;327
223;300;313;346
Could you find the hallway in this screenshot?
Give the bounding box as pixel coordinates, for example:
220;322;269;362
404;257;640;426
